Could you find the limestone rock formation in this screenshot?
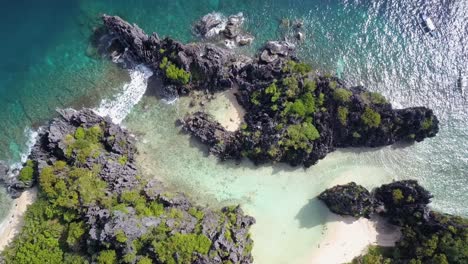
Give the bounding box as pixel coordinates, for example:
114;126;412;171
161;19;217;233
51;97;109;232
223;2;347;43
318;182;373;218
100;15;439;168
5;109;256;264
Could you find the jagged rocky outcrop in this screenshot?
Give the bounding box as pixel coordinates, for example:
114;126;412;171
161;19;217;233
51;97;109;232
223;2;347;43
319;180;434;223
101;15;253;95
373;180;434;226
319;181;468;264
4;109;255;264
100;15;439;168
181;112;243;160
193;12;254;48
318;182;373;218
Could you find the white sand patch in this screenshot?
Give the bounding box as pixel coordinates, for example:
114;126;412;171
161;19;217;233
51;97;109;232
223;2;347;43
0;188;38;252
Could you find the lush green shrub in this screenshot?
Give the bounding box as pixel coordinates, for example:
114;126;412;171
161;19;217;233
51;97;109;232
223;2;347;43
282;60;312;75
337;106;349;125
74;127;85;140
115;230;128;243
118;155;128;166
19;160;34;182
159;57;169;69
329;81;338;90
188;207;205;221
286;100;306;117
66;222;86;248
1;200;65;264
97;250;117;264
120;190;145;206
362;92;387;105
304;80;317;92
350;246;392;264
265;82;281;103
153;233;212;264
65;125;104;163
282;77;299;98
250;91;260;105
283;122;320;152
63;254;89;264
283;92;316;118
165;64;191;85
302;93;316;115
392;189;404;203
267;147;280;158
137;257;153;264
361;107;381;128
159;57;191;85
421;117;433;130
333;88;352;103
352;132;361;138
316;93;325;106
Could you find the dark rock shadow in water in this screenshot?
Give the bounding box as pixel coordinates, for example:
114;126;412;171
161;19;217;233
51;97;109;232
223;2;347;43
295;197;331;229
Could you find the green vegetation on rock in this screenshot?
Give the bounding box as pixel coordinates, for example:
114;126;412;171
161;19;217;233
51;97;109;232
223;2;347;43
361;107;381;128
392;189;404;203
283;122;319;152
65;125;104;163
337;106;349;125
3;110;255;264
19;160;35;182
333;88;352;103
153;233;212;264
282;60;312;75
422;117;433;130
159;57;191;85
361;92;388;105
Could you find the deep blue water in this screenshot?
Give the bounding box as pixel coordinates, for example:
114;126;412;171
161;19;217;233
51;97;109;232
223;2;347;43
0;0;466;223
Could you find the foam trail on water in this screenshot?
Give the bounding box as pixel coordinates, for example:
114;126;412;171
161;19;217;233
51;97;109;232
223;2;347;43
95;64;153;124
7;128;39;178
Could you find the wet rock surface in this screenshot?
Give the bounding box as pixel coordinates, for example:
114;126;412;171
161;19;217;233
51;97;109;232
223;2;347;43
193;12;254;48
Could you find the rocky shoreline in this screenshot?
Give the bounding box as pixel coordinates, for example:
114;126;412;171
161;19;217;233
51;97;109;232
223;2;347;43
1;109;255;264
100;15;439;168
319;181;468;263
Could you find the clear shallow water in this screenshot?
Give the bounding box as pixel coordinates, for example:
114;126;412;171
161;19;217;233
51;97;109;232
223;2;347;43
0;0;466;262
124;96;395;263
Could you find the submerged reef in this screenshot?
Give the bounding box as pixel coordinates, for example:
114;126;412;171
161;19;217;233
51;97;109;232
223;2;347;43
2;109;255;264
101;15;439;168
319;181;468;264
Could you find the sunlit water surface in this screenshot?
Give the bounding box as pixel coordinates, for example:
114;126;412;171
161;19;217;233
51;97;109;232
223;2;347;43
0;1;466;263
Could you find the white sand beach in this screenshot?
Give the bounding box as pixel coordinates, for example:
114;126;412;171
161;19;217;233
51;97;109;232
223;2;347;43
206;86;245;131
0;188;37;252
308;214;401;264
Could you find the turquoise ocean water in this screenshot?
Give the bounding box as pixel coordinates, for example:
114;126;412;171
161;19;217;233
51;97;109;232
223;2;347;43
0;1;466;262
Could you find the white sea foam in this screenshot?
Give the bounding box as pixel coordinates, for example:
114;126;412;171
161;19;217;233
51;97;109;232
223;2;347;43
95;64;153;124
7;128;39;178
201;12;228;38
161;97;179;105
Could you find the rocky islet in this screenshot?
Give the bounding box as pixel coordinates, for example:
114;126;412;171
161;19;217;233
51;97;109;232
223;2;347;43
1;109;255;264
99;15;439;168
319;181;468;263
